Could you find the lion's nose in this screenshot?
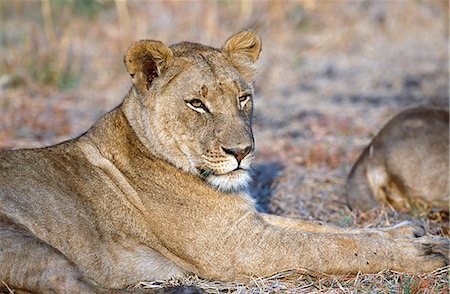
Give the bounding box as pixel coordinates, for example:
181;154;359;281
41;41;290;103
222;146;252;164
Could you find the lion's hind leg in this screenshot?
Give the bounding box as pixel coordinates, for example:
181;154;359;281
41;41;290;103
0;214;107;294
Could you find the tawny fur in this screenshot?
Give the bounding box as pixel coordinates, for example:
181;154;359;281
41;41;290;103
0;30;448;293
346;107;449;212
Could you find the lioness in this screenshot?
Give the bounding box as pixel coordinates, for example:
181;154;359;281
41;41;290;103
0;31;448;293
346;107;449;212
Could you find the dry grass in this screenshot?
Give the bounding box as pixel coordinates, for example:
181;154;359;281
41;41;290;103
134;267;449;293
0;1;448;293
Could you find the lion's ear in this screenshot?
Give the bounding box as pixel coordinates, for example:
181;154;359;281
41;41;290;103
125;40;173;95
222;30;262;62
221;30;261;81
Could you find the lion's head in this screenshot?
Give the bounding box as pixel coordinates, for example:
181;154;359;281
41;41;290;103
123;30;261;192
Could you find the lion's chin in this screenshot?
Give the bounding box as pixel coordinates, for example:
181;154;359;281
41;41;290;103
205;169;251;193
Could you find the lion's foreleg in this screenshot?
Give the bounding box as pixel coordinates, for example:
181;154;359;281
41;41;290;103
190;214;448;281
259;213;425;238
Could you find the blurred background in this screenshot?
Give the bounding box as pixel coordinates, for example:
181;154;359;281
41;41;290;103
0;0;448;227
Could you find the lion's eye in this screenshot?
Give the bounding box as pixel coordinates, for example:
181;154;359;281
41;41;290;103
186;99;209;113
238;95;251;107
189;99;203;108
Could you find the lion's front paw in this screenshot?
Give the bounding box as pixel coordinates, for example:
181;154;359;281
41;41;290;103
411;237;449;271
381;221;426;239
417;236;449;261
392;237;448;272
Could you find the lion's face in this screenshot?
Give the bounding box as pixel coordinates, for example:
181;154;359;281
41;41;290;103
124;31;261;192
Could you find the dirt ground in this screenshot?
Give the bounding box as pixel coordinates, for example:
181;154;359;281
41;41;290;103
0;1;448;293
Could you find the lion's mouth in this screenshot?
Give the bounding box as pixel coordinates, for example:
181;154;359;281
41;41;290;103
200;167;252;192
199;167;247;178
